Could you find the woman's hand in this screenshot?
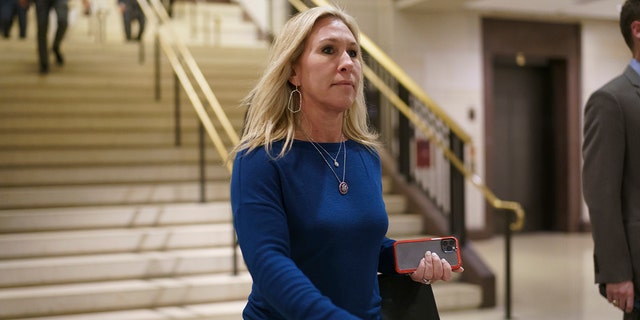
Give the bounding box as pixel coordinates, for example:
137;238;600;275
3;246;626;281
409;251;464;285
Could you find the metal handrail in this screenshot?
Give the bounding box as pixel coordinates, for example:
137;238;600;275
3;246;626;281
154;28;232;171
138;0;238;171
137;0;241;276
148;0;239;147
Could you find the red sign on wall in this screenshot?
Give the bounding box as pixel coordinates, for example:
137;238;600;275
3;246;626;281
416;139;430;168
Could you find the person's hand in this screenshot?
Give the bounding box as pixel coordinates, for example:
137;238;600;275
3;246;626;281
606;281;635;313
118;3;126;13
409;251;464;285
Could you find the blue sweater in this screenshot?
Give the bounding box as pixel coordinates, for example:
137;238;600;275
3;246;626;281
231;140;397;319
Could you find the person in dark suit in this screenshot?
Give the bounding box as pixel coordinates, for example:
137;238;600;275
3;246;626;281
118;0;144;41
0;0;29;39
582;1;640;319
19;0;68;74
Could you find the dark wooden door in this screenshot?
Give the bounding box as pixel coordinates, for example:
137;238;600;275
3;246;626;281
492;63;556;232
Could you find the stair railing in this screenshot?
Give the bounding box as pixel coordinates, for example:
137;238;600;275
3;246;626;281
289;0;524;317
136;0;237;169
135;0;242;275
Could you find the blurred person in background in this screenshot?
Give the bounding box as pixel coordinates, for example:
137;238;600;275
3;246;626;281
118;0;144;41
1;0;29;39
20;0;68;74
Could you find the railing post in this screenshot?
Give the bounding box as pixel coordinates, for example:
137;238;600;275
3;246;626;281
198;122;206;203
163;0;173;17
203;11;210;44
397;84;412;181
174;73;181;146
190;1;197;40
267;0;274;41
139;41;145;64
95;10;107;43
450;134;466;246
154;34;161;101
364;78;381;132
213;15;221;47
505;211;514;320
233;236;239;276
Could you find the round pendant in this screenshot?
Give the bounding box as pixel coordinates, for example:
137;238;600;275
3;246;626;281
339;181;349;195
334;161;339;167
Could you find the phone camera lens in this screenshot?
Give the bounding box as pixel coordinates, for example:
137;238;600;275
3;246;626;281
441;239;456;253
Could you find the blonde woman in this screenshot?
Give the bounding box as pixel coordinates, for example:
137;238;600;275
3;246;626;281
230;6;460;319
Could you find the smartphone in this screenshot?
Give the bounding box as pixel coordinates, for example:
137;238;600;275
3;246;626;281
393;236;462;274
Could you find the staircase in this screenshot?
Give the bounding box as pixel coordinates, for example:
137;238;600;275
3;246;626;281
0;2;481;319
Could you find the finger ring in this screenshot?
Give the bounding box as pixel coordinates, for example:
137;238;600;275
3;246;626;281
422;278;431;285
612;300;618;306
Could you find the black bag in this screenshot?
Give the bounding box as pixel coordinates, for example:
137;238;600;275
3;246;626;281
378;274;440;320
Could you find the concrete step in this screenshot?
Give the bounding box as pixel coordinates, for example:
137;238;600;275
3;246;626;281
0;200;414;234
0;130;234;148
0;57;264;80
0;181;231;209
172;1;247;21
0;202;232;233
0;146;223;167
383;194;407;215
0;224;234;259
0;247;245;287
386;213;424;238
0;74;257;94
0;280;480;320
0;97;246;120
432;281;483;311
185;46;268;63
0;163;229;187
171;30;261;48
0;273;253;319
0;180;404;210
0;43;267;65
0;100;246;118
20;301;248;320
0;116;244;133
0;30;267;55
0;100;247;117
0;86;246;104
168;2;264;48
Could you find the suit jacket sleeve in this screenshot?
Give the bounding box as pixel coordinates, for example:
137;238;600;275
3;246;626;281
582;82;634;284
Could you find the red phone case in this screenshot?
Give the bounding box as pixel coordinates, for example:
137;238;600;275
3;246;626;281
393;236;462;274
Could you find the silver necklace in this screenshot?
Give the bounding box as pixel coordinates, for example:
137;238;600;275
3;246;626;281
316;137;343;167
303;132;348;195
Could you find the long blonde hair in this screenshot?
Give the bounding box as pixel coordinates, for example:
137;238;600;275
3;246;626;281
231;6;380;159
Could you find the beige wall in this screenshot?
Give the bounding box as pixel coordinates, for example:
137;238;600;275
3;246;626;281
237;0;289;36
580;20;630;223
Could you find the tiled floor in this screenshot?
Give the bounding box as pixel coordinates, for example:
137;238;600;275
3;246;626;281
440;232;624;320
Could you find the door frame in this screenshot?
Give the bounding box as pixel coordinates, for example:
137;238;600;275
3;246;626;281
482;18;582;234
